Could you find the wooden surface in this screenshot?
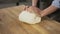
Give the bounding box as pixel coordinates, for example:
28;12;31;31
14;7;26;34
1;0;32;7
0;5;60;34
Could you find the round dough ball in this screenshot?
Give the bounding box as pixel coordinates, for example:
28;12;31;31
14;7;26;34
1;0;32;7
19;10;41;24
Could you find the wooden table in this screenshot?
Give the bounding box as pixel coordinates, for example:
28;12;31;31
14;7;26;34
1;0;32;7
0;5;60;34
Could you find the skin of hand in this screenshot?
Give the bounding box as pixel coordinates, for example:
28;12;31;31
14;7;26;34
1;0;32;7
25;6;41;16
27;6;41;14
24;0;41;16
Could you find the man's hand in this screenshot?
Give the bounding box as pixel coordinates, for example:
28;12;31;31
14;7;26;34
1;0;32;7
24;6;41;17
27;6;41;14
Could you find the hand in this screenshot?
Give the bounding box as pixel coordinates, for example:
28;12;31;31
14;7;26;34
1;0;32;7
24;5;29;10
27;6;41;16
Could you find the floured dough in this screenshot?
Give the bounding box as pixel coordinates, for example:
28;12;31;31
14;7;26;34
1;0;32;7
19;10;41;24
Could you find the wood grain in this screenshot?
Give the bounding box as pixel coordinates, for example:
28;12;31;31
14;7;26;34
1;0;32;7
0;5;60;34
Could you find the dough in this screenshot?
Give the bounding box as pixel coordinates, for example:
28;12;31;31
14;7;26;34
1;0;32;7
19;10;41;24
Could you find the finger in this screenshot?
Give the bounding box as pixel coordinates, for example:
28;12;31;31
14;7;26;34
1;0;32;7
24;6;29;11
23;5;26;10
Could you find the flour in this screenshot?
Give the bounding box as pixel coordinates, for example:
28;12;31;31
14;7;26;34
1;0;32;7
19;10;41;24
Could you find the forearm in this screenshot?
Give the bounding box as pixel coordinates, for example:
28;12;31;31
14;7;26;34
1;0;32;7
40;5;58;17
32;0;38;7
